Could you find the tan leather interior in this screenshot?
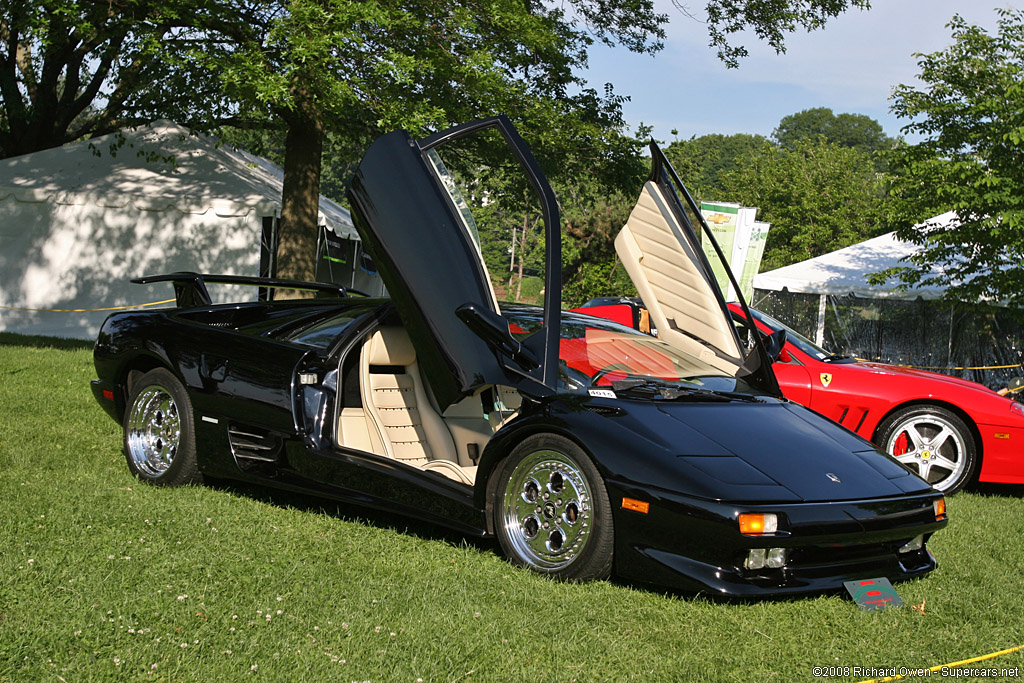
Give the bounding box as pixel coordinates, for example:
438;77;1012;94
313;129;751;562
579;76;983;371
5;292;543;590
353;326;515;486
615;181;744;375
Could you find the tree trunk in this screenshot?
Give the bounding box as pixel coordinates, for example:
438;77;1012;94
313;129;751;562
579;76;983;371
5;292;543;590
515;214;530;302
274;84;325;294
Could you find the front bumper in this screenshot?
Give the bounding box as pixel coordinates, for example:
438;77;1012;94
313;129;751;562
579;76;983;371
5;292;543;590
609;482;946;597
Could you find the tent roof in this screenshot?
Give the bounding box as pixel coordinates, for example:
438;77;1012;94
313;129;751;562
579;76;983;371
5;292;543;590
752;212;957;300
0;120;355;238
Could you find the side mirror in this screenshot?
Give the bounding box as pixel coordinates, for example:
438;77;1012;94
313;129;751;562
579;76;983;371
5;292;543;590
763;329;788;363
456;303;540;370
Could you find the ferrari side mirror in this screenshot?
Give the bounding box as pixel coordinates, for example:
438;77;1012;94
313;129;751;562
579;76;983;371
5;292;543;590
456;303;540;370
763;329;788;363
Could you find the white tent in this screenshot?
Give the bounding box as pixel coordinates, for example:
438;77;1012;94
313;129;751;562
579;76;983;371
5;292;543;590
752;212;958;344
752;212;959;300
0;120;361;339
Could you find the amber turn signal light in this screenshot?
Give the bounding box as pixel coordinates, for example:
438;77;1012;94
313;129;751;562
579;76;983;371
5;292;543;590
738;512;777;535
934;497;946;521
621;497;650;514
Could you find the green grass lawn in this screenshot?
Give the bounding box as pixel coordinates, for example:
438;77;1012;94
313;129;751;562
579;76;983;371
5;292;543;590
2;332;1024;682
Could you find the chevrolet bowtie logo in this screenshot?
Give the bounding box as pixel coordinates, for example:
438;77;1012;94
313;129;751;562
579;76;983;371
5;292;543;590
706;213;732;224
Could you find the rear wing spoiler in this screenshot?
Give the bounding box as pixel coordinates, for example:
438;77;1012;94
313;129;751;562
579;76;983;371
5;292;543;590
131;272;366;308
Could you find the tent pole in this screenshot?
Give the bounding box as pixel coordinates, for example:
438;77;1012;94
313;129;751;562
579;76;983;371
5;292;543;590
816;294;827;347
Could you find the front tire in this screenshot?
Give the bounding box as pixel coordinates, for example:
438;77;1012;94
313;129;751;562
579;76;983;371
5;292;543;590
123;368;201;486
493;434;613;581
877;405;976;494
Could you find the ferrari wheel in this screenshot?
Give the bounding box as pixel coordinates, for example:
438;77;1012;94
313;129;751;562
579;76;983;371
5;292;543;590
123;368;201;486
493;434;613;580
878;405;976;494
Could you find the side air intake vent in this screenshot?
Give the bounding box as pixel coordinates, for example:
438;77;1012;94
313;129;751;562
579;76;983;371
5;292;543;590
228;425;283;463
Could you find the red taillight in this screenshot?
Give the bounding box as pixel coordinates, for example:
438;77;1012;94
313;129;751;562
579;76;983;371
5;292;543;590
102;390;114;400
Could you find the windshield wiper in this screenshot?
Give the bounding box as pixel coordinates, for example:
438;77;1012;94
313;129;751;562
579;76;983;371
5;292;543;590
610;378;760;403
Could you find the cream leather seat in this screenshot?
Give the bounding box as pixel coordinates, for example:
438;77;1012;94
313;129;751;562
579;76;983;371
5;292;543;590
359;327;474;485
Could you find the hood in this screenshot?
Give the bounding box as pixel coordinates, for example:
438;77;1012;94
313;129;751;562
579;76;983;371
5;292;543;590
854;360;1002;394
653;400;932;502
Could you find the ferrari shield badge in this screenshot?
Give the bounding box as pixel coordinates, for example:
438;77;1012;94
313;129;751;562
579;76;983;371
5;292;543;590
820;373;833;388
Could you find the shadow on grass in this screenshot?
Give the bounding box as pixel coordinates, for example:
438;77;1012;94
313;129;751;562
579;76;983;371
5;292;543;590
204;476;498;557
972;482;1024;499
200;477;828;604
0;332;93;351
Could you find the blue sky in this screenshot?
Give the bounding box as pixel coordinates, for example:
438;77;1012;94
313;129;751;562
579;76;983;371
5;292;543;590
584;1;1016;143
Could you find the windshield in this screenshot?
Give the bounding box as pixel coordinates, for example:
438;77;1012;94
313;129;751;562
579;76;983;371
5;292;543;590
505;306;766;395
744;308;839;361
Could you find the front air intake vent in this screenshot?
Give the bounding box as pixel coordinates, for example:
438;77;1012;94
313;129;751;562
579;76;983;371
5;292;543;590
228;425;283;463
585;404;624;417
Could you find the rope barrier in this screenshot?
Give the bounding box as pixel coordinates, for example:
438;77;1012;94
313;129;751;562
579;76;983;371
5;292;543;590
894;363;1024;371
0;299;175;313
858;643;1024;682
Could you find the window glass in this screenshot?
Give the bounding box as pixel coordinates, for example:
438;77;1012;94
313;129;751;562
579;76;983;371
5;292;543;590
503;306;763;395
279;306;376;348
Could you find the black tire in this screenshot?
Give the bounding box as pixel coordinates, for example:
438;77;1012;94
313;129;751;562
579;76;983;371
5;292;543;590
123;368;201;486
493;433;613;581
876;405;976;494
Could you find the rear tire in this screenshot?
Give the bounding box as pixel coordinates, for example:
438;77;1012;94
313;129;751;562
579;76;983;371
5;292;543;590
493;433;613;581
123;368;201;486
877;405;975;494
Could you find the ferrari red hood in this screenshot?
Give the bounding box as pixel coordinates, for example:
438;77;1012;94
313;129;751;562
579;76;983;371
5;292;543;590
852;361;1000;395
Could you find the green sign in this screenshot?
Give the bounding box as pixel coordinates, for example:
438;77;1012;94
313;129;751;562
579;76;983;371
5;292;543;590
700;202;769;302
844;577;904;610
699;201;740;296
737;221;770;302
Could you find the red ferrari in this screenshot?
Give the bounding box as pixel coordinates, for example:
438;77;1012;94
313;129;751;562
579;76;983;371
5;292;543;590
576;298;1024;494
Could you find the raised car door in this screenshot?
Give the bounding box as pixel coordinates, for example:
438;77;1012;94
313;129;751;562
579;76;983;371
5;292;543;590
347;116;562;410
614;143;781;395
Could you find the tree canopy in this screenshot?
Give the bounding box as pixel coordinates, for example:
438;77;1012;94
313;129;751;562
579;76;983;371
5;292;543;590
661;123;888;273
663;132;768;199
774;107;894;157
2;0;881;286
719;137;886;271
878;9;1024;304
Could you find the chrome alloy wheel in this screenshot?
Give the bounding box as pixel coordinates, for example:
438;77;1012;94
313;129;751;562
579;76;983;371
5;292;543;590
500;449;593;570
125;385;182;478
885;412;968;491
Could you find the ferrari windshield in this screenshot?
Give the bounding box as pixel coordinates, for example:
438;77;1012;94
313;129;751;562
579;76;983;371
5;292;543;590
745;307;852;362
504;306;764;395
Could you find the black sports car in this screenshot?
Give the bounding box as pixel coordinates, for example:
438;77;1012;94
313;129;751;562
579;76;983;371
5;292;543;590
91;116;946;596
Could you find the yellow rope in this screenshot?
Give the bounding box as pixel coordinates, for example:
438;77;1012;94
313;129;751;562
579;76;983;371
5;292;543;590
858;643;1024;682
0;299;175;313
894;363;1024;371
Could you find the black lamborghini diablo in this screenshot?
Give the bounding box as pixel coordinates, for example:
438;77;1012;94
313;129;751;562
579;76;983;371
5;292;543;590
92;116;946;596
